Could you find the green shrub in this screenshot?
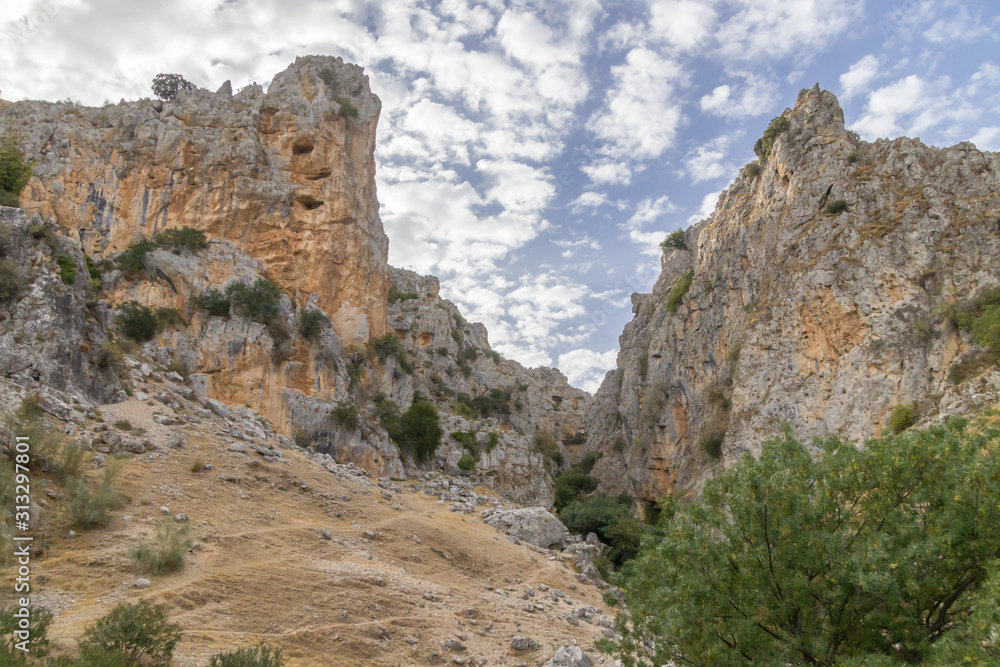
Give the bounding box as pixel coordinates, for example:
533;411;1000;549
457;360;472;378
333;97;359;118
744;161;762;178
972;305;1000;357
85;254;101;280
887;403;918;434
298;308;329;342
452;430;477;451
847;149;863;164
563;431;587;445
435;346;449;356
374;393;401;435
0;605;52;660
558;494;642;566
227;278;282;324
56;252;77;284
533;431;559;459
610;424;1000;666
485;432;499;453
472;388;511;419
825;198;849;214
0;136;33;208
949;350;991;384
117;301;158;342
451;398;477;420
116;239;157;279
753;113;790;162
64;475;126;529
700;435;723;459
457;453;475;471
80;600;181;666
113;419;133;431
396;397;443;463
553;466;598;511
461;345;478;362
387;285;419;303
660;229;687;251
154;226;208;253
329;404;359;430
195;288;231;317
665;271;694;314
369;333;413;373
0;259;21;303
637;351;648;381
613;436;627;453
96;341;123;370
128;520;193;575
154;307;184;332
209;643;286;667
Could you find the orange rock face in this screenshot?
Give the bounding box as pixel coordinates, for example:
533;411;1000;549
0;55;388;344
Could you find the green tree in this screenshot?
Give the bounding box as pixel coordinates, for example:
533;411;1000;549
79;600;181;666
397;397;442;463
151;73;194;101
610;421;1000;667
116;301;158;342
0;136;33;208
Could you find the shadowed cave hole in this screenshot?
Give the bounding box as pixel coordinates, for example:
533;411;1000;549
292;138;315;155
295;195;324;211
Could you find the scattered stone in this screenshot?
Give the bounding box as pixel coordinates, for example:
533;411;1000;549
174;513;188;522
565;614;579;627
110;390;128;404
443;638;466;652
319;528;332;540
228;442;247;453
406;636;418;645
160;506;171;515
134;578;151;589
482;507;569;549
545;646;592;667
511;636;539;651
134;391;149;401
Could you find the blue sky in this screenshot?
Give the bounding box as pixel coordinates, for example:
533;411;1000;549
2;0;999;391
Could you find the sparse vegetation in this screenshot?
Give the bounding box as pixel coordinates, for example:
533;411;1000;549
558;493;644;567
553;453;598;511
113;419;133;431
333;97;359;118
886;403;918;434
637;351;648;382
825;198;849;214
209;644;285;667
0;135;33;208
116;301;158;342
195;288;231;317
369;333;413;373
79;600;181;666
753;113;790;162
116;238;157;279
660;229;687;252
457;453;475;471
154;226;208;253
533;431;559;460
0;259;21;303
227;278;282;324
665;271;694;314
96;341;123;370
387;285;419;303
154;307;184;332
700;434;723;459
64;471;126;530
56;252;77;284
394;395;443;463
298;308;329;342
563;431;587;445
329;403;359;430
128;520;193;575
744;160;762;178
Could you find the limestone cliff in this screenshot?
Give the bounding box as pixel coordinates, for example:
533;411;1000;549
0;55;387;344
584;85;1000;510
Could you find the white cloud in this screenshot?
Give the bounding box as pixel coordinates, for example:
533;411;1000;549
851;75;926;139
627;196;675;227
570;191;609;213
699;73;777;118
587;46;686;160
839;54;879;100
700;84;731;113
581;159;634;185
924;6;991;44
647;0;717;52
970;126;1000;152
688;189;722;224
685;144;734;183
557;348;618;393
714;0;862;62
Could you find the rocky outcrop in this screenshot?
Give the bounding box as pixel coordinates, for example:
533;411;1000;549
0;55;387;345
483;506;569;549
0;207;122;405
584;85;1000;508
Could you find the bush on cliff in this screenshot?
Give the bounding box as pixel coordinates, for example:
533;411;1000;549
0;136;33;208
608;421;1000;666
116;301;158;342
753;113;790;162
226;278;281;324
151;73;194;101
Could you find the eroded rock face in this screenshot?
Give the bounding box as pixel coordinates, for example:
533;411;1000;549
0;55;388;345
585;85;1000;507
0;207;122;404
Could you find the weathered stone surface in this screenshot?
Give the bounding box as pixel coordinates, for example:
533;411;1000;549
0;56;388;346
482;507;568;549
545;645;592;667
584;85;1000;506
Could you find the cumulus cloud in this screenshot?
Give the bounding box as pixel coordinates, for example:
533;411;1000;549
699;73;777;118
581;159;635;185
557;348;618;393
688;190;722;224
839;54;879;100
970;126;1000;152
587;46;687;160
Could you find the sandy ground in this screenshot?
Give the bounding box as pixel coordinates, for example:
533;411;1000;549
3;392;615;666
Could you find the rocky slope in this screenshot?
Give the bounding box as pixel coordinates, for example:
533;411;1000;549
0;55;387;344
0;57;591;505
584;85;1000;511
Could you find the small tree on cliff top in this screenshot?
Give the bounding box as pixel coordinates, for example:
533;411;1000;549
151;74;194;101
